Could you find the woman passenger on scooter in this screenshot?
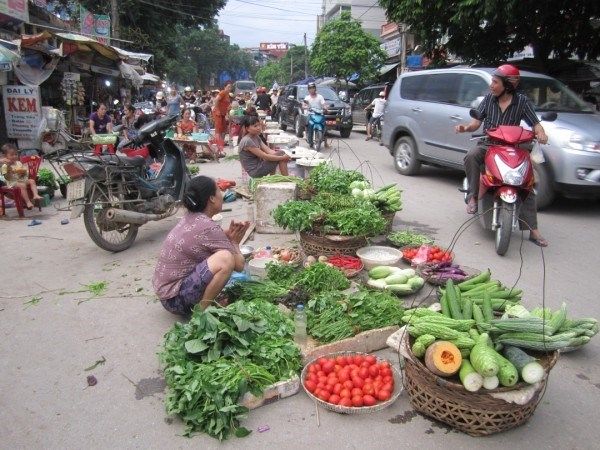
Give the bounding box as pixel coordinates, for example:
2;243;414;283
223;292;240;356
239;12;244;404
455;64;549;247
153;176;250;315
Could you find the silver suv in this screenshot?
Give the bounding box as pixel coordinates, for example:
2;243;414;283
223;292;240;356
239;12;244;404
381;67;600;208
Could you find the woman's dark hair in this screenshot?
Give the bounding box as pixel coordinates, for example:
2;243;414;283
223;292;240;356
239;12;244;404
125;104;135;114
244;105;258;117
183;175;217;212
239;114;260;139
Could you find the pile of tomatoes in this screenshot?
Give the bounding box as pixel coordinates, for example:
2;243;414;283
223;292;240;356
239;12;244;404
303;354;395;408
402;245;453;265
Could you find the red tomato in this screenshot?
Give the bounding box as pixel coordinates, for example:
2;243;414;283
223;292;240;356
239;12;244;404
318;375;327;384
352;376;365;389
308;364;317;374
362;383;374;395
382;382;393;393
316;382;326;390
335;356;347;367
308;373;318;383
377;390;391;401
380;368;392;379
322;361;335;374
362;394;377;407
339;388;351;399
317;357;328;367
364;377;373;385
343;380;354;390
338;371;350;383
358;367;369;379
328;394;341;405
339;397;353;407
353;355;364;366
334;364;342;373
317;371;326;378
368;365;379;377
373;380;382;391
304;380;317;393
383;375;393;384
365;355;377;366
351;368;360;378
333;383;342;395
360;361;371;369
350;387;363;397
351;396;364;407
318;390;331;402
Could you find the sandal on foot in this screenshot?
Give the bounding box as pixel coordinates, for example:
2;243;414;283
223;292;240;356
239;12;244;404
529;236;548;247
466;202;478;214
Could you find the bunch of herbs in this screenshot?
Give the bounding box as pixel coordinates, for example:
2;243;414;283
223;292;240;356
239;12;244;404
272;200;325;232
307;164;366;195
325;203;386;236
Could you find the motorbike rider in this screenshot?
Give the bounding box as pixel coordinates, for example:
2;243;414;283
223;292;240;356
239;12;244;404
303;82;327;149
155;91;167;116
182;86;196;104
254;87;272;115
365;91;386;141
455;64;549;247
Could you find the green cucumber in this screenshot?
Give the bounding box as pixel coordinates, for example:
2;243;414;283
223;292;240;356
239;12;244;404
457;269;491;289
445;280;463;320
462;298;473;320
503;345;545;384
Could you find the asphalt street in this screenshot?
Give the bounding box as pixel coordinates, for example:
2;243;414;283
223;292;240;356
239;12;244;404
1;128;599;449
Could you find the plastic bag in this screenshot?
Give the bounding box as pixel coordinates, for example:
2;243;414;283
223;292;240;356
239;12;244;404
531;142;545;164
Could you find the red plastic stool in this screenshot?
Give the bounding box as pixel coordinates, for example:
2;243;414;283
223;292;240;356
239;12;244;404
93;144;116;156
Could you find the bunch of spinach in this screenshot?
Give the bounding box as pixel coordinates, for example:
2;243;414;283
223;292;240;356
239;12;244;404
223;279;288;303
347;289;405;331
306;293;355;343
272;200;325;232
325;203;386;236
307;164;366;194
295;262;350;293
160;300;301;440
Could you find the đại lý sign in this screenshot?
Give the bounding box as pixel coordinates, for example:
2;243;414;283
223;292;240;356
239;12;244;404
2;85;42;139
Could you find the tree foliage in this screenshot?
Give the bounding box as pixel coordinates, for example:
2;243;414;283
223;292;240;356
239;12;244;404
255;46;310;88
310;11;386;84
379;0;600;67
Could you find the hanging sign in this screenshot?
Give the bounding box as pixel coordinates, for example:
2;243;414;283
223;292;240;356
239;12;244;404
2;85;42;139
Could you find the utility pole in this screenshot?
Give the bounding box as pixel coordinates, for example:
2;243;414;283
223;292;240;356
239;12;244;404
111;0;120;40
303;33;308;78
290;54;293;84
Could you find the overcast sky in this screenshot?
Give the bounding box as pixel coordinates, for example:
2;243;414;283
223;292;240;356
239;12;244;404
217;0;323;48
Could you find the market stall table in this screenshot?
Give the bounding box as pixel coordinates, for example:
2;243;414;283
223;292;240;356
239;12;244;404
172;136;218;161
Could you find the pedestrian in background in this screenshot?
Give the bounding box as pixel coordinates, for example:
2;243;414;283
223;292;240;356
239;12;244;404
212;81;232;141
166;85;183;117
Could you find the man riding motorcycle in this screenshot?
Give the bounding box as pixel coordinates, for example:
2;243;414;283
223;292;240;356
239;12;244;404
182;86;196;104
303;82;327;149
455;64;549;247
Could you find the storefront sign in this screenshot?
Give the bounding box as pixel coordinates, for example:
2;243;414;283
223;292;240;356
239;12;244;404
80;6;111;45
0;0;29;22
90;65;119;77
381;37;402;57
2;85;42;139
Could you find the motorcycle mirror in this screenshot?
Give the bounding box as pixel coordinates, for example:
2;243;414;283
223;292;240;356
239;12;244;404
540;111;558;122
469;108;486;121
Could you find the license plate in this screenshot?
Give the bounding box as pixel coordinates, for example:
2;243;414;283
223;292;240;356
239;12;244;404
326;120;336;126
66;179;86;202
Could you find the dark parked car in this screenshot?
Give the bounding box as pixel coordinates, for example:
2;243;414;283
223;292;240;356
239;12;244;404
277;84;353;138
351;83;389;127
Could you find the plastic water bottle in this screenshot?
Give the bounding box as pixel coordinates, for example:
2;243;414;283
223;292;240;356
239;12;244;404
294;304;307;345
265;245;272;257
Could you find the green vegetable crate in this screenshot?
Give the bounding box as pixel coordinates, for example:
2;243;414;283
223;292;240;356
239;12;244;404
402;334;558;436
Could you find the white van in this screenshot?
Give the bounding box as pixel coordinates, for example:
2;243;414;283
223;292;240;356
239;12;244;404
234;80;256;96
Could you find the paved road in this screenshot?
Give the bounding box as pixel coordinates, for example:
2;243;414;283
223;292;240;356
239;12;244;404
1;128;599;449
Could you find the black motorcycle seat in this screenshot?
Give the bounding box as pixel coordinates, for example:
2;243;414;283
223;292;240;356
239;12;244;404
82;155;146;167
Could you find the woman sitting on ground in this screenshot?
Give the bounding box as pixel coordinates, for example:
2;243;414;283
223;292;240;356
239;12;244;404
238;115;290;178
152;175;250;315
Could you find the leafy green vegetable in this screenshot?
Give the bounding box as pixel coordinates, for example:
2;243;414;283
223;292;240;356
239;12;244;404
307;164;366;194
272;200;325;232
325;203;386;236
295;262;350;293
265;262;298;287
160;300;301;440
387;229;434;247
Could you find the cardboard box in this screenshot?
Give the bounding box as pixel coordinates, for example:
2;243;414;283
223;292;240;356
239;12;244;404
239;376;301;410
299;325;400;365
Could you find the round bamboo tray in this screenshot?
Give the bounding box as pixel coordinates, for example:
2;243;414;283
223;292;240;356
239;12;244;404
301;351;402;414
403;341;558;436
299;231;367;257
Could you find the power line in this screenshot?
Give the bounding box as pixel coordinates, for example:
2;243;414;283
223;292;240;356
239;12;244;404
230;0;317;16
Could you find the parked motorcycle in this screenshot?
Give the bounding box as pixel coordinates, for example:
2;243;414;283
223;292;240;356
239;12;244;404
461;109;557;255
57;115;189;252
304;107;326;151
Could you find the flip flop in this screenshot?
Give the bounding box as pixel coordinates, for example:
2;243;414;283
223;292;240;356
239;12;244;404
466;202;478;214
529;236;549;247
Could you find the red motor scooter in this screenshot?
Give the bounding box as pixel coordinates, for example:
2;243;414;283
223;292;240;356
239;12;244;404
462;109;556;255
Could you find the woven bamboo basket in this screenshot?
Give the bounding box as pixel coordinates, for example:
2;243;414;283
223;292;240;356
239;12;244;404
403;343;559;436
382;212;396;233
299;231;367;257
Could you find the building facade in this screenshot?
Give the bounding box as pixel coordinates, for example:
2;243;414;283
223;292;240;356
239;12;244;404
319;1;387;40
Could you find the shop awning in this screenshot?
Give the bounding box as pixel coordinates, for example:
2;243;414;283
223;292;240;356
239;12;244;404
379;63;399;76
141;73;160;82
119;62;143;88
54;32;120;61
112;46;153;63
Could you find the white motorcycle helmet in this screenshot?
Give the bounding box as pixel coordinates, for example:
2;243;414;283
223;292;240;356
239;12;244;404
156;91;164;100
184;86;192;93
